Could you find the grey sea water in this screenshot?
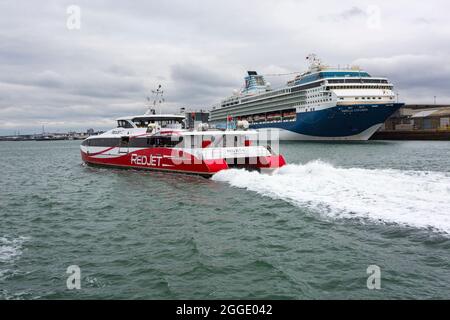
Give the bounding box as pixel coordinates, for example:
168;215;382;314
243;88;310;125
1;140;450;299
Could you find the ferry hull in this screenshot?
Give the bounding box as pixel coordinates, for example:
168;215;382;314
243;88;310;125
250;103;403;141
81;147;286;177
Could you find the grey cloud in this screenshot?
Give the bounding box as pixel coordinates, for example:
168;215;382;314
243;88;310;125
320;6;367;22
0;0;449;134
414;17;433;25
168;63;239;107
171;63;237;89
107;65;137;77
6;70;66;89
354;54;450;103
338;6;367;20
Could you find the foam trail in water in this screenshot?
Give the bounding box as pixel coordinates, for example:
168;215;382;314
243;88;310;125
212;161;450;234
0;236;28;262
0;236;29;280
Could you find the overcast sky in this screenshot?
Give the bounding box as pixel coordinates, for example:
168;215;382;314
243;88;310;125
1;0;449;134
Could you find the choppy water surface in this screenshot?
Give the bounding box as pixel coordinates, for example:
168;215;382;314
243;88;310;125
1;140;449;299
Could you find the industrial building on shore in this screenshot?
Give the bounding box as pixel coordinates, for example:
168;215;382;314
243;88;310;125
372;104;450;140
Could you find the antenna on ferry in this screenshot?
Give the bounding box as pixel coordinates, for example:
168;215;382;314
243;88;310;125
150;85;164;115
144;96;152;115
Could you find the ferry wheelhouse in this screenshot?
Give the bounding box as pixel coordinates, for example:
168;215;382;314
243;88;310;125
210;54;404;140
80;101;286;177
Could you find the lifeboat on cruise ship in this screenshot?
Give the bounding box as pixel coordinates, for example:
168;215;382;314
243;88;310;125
80;104;286;177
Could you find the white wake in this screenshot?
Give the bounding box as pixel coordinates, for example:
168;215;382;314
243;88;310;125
0;236;28;280
212;161;450;234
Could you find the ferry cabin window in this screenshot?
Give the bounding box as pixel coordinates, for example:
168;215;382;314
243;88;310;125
117;120;133;128
161;119;183;128
87;138;120;147
129;136;183;148
129;119;184;128
133;120;150;128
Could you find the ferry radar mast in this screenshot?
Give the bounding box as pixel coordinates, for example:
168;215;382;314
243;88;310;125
145;85;165;115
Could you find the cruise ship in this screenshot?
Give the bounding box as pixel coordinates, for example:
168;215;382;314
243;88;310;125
209;54;404;140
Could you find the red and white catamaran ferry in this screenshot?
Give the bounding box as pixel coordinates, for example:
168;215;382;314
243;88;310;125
80;96;286;177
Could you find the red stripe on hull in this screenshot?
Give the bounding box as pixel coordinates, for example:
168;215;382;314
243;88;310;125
81;148;286;176
86;146;116;157
81;148;229;175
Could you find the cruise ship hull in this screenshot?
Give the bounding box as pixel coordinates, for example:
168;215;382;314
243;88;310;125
250;103;403;141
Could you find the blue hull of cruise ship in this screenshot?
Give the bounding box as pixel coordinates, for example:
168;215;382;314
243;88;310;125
250;103;403;140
